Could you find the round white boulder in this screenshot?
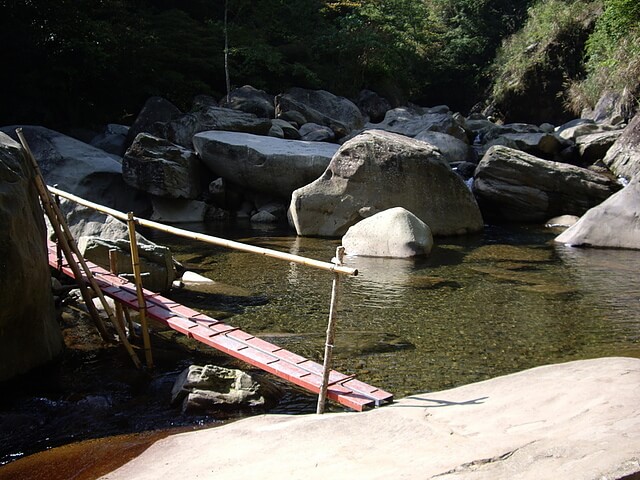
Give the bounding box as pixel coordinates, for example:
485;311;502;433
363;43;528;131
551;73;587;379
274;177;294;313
342;207;433;258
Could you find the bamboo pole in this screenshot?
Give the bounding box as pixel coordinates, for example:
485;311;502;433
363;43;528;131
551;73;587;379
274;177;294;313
47;186;358;278
127;212;153;368
108;249;128;336
316;246;346;414
16;128;142;369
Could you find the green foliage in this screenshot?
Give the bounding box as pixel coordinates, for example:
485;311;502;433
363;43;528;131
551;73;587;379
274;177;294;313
0;0;541;129
490;0;602;102
568;0;640;110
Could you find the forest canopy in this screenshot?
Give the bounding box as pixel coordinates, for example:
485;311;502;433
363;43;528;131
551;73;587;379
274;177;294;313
0;0;637;130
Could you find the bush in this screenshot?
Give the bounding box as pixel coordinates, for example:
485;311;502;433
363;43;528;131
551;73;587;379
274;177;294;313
567;0;640;114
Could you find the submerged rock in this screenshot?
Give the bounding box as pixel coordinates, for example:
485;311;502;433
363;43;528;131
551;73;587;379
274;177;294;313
171;365;269;413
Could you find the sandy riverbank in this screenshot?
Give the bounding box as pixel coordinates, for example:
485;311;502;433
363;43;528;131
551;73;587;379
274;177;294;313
98;357;640;480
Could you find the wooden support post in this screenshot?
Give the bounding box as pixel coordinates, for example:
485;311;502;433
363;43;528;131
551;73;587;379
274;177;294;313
317;246;345;414
127;212;153;369
108;249;128;336
16;128;142;369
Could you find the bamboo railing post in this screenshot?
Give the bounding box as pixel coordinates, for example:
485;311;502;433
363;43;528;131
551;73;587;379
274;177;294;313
317;246;346;414
16;128;142;369
127;212;153;369
108;249;128;335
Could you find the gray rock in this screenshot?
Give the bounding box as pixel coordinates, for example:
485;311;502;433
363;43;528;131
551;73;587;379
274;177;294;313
368;106;467;141
219;85;275;118
0;126;147;214
483;132;564;158
165;107;273;148
251;210;278;224
59;200;177;293
126;96;181;148
289;130;483;237
150;197;207;223
602;112;640;180
270;119;300;140
275;88;364;138
354;89;392;123
575;130;624;164
193;131;339;198
343;207;433;258
171;364;267;413
0;133;64;381
473;146;621;222
557;120;620;142
414;130;473;163
123;133;207;199
78;236;176;293
299;123;335;142
554;174;640;249
90;124;129;156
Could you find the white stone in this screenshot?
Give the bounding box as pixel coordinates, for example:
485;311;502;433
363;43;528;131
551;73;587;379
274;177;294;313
343;207;433;258
181;271;214;284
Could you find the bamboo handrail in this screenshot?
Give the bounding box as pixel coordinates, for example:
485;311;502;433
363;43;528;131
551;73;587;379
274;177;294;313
46;186;358;277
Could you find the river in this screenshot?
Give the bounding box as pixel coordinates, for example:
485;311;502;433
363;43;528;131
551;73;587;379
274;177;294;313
1;220;639;473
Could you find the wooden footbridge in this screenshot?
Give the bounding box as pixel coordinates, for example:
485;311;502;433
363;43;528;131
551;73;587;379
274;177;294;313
46;239;392;411
16;126;393;413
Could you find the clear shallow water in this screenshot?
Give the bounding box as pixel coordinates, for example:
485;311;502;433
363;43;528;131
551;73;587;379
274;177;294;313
151;221;640;398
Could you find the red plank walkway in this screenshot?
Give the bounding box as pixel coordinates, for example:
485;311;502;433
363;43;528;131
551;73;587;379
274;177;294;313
47;240;393;411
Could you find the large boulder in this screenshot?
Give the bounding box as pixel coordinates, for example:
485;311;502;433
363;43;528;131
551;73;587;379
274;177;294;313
289;130;484;237
123;133;208;199
354;89;392;123
414;130;473;163
602;112;640;180
367;106;467;141
473;146;621;222
342;207;433;258
219;85;275;119
193;131;339;198
0;133;64;381
165;107;273;149
554;174;640;249
126;96;181;148
575;130;624;164
275;88;364;139
0;126;148;214
61;202;177;292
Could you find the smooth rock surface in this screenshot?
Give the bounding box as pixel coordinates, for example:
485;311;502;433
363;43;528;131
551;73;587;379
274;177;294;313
100;357;640;480
343;207;433;258
0;133;64;381
193;131;338;198
554;174;640;249
0;126;145;213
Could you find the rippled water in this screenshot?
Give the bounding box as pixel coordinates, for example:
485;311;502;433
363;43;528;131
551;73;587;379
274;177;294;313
152;221;640;399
